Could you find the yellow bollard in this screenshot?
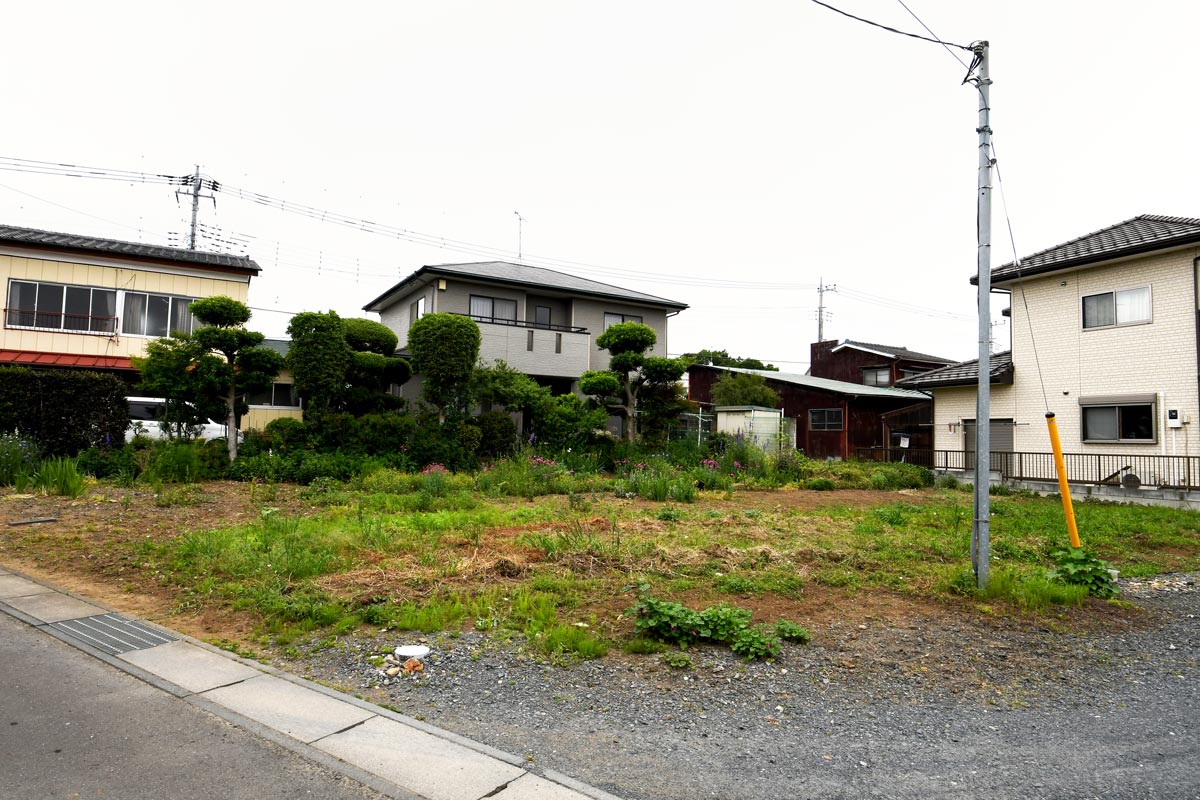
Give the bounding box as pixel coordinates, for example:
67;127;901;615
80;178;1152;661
1046;412;1081;548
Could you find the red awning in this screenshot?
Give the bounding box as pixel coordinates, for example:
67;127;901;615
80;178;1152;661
0;349;134;370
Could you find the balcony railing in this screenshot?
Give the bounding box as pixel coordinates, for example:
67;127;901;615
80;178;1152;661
856;447;1200;491
452;312;587;334
5;307;119;334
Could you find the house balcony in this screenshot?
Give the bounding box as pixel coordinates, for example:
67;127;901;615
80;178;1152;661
472;317;592;379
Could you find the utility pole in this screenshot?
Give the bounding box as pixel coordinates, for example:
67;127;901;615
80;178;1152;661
177;165;216;251
816;278;837;341
970;41;993;589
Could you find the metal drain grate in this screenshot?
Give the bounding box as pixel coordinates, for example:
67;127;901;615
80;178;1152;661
48;613;176;655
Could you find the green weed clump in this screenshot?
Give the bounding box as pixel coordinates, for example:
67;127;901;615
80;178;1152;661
34;457;86;498
1047;547;1119;598
627;588;810;660
615;464;697;503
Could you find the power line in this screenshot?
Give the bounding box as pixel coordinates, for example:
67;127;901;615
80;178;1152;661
808;0;972;51
895;0;970;69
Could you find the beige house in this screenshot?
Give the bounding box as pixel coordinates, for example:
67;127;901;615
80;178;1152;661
903;215;1200;464
1;224;260;379
243;338;302;431
363;261;688;395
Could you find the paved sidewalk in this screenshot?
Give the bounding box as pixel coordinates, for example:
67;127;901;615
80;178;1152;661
0;565;621;800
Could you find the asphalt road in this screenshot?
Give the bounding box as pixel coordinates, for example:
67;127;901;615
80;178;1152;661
0;612;388;800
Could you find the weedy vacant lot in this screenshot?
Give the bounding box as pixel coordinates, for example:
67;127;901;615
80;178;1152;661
3;471;1198;659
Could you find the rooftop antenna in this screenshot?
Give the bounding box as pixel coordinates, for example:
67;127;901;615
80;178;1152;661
514;211;527;263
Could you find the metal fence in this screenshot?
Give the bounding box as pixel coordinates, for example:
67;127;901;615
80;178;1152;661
856;447;1200;491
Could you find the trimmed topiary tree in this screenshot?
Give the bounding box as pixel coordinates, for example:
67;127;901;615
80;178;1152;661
408;313;481;422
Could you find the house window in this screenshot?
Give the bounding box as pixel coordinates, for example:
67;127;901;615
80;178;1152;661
6;280;117;334
862;367;891;386
555;332;562;354
603;312;642;329
409;295;426;322
246;383;301;408
527;330;535;351
122;292;197;337
1082;286;1151;329
469;295;517;323
1080;394;1156;443
535;305;551;328
810;408;843;431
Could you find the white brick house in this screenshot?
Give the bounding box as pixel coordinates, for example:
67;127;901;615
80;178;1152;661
902;215;1200;461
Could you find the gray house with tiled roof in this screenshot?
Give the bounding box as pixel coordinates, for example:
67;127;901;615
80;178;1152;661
1;223;259;378
364;261;687;394
903;215;1200;463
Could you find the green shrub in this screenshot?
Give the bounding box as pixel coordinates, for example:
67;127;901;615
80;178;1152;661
75;445;139;482
0;367;128;457
698;603;753;643
803;477;837;491
0;432;40;486
145;443;204;483
263;417;308;453
474;410;517;457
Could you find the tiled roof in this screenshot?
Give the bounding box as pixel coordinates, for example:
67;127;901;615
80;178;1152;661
0;349;134;370
982;215;1200;285
832;340;956;365
698;365;930;400
897;351;1013;389
0;224;260;273
364;261;687;312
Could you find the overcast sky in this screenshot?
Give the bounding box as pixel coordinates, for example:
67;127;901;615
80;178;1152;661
2;1;1195;370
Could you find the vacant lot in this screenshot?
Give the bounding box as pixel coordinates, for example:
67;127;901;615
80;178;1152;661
3;478;1199;798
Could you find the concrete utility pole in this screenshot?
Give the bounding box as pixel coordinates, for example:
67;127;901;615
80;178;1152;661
188;165;201;250
816;278;837;341
971;41;993;589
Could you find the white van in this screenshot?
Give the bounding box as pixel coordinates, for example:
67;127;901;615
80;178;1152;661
126;397;232;442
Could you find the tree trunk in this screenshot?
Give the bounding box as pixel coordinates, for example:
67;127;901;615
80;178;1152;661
225;387;238;462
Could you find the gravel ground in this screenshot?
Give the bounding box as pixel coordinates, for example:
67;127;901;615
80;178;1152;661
284;576;1200;800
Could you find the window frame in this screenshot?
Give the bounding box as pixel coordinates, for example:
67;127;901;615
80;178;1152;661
121;291;198;338
809;408;844;431
6;279;119;335
1079;393;1157;444
603;312;643;330
1081;285;1152;330
862;367;891;386
469;294;518;323
246;382;302;409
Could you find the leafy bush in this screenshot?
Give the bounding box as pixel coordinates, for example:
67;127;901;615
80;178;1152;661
1047;547;1119;598
76;445;138;482
698;603;753;643
145;443;204;483
803;477;837;491
474;410;517;457
0;367;128;456
263;417;308;453
0;432;40;486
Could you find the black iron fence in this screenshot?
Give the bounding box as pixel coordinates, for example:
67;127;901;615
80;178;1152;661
856;448;1200;492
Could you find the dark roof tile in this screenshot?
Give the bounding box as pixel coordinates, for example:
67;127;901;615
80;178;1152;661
0;224;260;273
981;215;1200;284
364;261;687;312
897;351;1013;389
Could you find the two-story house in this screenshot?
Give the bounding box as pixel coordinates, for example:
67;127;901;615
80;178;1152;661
1;224;260;382
902;215;1200;470
363;261;688;395
809;339;955;386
